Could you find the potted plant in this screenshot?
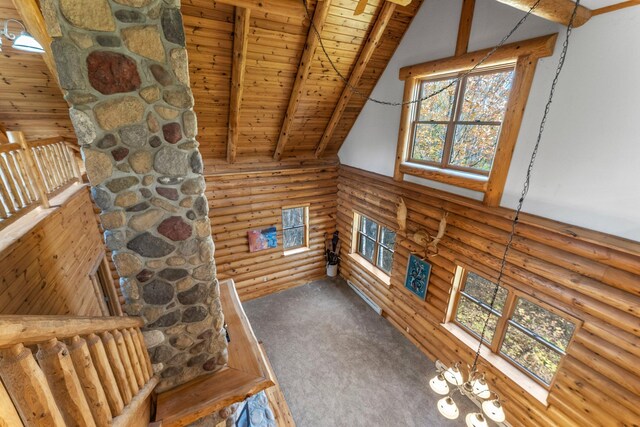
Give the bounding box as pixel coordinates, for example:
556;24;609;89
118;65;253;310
324;231;340;277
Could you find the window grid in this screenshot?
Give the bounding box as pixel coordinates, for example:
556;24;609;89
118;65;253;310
408;66;515;176
282;206;308;250
356;215;395;275
451;268;576;389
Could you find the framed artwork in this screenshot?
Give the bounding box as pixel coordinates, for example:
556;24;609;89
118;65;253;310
404;253;431;300
248;226;278;252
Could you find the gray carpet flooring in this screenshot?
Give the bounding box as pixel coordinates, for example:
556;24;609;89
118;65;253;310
243;278;479;427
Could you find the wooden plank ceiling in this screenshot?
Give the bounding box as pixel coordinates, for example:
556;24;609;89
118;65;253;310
182;0;422;167
0;0;74;140
3;0;605;165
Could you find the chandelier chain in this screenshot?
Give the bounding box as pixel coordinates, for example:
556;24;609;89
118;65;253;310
301;0;542;107
471;0;581;372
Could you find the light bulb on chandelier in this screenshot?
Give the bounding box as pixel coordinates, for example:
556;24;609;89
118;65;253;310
437;397;459;420
482;399;506;423
465;413;489;427
428;373;450;395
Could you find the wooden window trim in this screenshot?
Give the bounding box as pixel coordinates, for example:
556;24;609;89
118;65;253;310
394;33;558;206
449;266;579;391
282;205;309;251
89;253;122;317
352;212;396;276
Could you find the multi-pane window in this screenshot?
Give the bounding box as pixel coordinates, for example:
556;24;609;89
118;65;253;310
410;66;515;175
355;214;396;274
452;268;576;387
282;206;308;250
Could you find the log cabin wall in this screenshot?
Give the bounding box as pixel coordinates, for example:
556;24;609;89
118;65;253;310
337;165;640;427
0;188;107;316
206;162;338;301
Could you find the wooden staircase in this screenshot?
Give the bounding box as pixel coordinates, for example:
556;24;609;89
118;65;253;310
0;315;157;426
0;279;275;426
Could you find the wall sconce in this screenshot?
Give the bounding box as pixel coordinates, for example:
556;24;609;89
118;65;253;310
0;19;44;53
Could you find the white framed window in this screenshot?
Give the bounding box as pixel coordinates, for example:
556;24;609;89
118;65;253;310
282;205;309;250
353;212;396;275
450;267;577;388
408;66;515;176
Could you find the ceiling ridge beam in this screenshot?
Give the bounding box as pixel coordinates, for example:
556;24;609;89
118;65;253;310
314;0;397;158
273;0;333;161
494;0;592;27
227;7;251;164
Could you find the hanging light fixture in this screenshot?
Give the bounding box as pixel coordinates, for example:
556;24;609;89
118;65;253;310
0;19;44;53
428;0;581;424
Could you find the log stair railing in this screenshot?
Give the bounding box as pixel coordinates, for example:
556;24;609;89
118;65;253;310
0;315;158;427
0;131;81;230
154;279;275;427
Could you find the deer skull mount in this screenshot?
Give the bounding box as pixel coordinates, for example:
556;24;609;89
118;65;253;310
396;196;448;258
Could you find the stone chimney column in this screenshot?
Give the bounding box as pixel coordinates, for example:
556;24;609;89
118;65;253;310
41;0;227;391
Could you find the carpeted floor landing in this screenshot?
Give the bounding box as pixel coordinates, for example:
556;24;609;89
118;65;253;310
243;277;479;427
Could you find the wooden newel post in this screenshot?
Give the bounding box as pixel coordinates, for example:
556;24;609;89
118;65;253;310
6;131;50;209
36;338;95;427
0;343;66;426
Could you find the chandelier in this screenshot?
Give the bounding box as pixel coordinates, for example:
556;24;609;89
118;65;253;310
429;359;505;426
427;1;581;425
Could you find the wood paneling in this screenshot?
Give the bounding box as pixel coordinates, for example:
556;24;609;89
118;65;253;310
0;0;74;140
183;0;423;165
205;163;338;300
337;165;640;427
0;188;108;315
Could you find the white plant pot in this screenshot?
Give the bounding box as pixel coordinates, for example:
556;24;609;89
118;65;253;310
327;264;338;277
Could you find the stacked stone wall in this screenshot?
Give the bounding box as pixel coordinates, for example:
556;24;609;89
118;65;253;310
42;0;227;391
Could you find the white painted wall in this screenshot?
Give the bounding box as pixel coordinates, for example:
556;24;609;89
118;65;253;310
339;0;640;241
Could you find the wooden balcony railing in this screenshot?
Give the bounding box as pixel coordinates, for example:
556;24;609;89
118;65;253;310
0;131;80;230
0;315;158;427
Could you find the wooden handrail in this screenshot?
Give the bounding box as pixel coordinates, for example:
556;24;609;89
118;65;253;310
154;279;275;426
0;315;143;348
0;131;83;230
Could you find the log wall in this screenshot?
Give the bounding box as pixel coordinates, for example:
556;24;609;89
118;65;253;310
206;163;338;301
337;165;640;427
0;188;108;316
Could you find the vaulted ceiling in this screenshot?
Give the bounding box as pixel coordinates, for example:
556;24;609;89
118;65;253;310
182;0;422;167
0;0;629;168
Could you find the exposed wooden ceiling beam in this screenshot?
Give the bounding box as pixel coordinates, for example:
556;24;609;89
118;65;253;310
215;0;306;19
494;0;592;27
592;0;640;16
227;7;250;164
273;0;332;161
11;0;59;84
314;1;397;158
456;0;475;56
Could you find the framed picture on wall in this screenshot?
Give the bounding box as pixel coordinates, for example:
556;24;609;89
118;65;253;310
248;226;278;252
404;253;431;300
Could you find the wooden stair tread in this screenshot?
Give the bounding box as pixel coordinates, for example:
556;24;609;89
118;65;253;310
154;279;275;427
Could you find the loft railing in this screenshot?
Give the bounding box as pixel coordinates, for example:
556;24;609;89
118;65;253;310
0;131;81;230
0;315;158;427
